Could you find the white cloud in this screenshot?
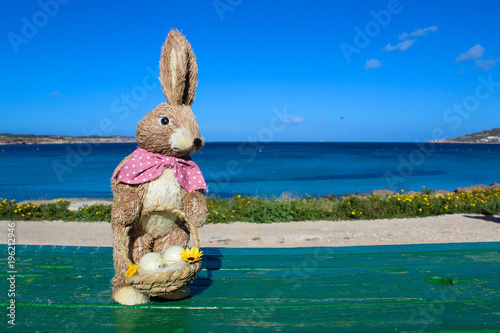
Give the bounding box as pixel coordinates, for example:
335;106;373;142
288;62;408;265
364;59;382;69
282;116;304;124
399;26;438;40
49;91;59;96
383;39;416;52
455;44;485;62
475;57;498;72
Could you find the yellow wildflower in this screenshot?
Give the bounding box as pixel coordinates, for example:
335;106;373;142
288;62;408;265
181;247;203;264
125;264;138;278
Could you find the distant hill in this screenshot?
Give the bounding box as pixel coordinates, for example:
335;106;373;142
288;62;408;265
430;128;500;144
0;133;136;145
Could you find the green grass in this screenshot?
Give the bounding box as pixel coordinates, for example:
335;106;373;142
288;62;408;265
1;189;499;223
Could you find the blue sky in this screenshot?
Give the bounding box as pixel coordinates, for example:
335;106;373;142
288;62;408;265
1;0;499;142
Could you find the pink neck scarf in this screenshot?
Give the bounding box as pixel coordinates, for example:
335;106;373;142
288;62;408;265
113;147;208;192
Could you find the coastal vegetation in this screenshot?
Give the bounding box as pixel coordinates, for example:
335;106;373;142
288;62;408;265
1;188;499;223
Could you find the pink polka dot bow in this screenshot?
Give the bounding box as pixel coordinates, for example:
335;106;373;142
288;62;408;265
113;147;208;192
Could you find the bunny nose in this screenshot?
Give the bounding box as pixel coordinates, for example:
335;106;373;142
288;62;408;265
193;138;202;147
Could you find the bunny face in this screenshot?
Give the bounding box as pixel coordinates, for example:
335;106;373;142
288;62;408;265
136;103;204;157
135;29;204;158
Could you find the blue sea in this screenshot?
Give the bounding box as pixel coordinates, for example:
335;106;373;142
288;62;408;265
1;142;499;202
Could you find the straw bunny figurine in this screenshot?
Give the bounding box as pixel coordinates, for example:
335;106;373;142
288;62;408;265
110;29;208;305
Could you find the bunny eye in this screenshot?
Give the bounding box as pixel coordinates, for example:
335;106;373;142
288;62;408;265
160;117;169;125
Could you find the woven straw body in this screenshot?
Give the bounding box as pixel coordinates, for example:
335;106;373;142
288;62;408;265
121;205;202;297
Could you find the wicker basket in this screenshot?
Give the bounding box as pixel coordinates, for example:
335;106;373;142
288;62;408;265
121;205;202;297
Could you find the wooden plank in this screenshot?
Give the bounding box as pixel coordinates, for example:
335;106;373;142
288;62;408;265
1;243;499;332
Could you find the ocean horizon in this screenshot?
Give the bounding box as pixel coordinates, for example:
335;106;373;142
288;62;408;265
1;142;499;202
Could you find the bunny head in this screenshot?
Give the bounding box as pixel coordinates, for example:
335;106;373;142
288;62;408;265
136;30;203;158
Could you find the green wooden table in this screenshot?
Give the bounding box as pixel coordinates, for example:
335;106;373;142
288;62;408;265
1;242;499;332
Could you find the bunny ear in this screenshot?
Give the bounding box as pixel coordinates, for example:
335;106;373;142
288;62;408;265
159;29;198;106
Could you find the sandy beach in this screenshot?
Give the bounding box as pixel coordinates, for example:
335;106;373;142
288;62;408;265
2;213;499;248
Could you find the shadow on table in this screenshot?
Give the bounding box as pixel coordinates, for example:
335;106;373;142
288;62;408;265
464;214;500;224
190;247;223;297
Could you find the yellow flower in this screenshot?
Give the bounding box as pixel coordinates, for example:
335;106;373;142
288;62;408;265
125;264;138;278
181;247;203;264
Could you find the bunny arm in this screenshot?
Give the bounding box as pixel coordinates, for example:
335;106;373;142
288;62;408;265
181;189;208;228
111;157;147;227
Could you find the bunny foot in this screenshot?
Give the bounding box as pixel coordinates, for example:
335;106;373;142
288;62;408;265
113;286;149;305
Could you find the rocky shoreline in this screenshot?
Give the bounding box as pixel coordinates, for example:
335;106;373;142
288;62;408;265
322;183;500;200
0;133;135;145
428;127;500;144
